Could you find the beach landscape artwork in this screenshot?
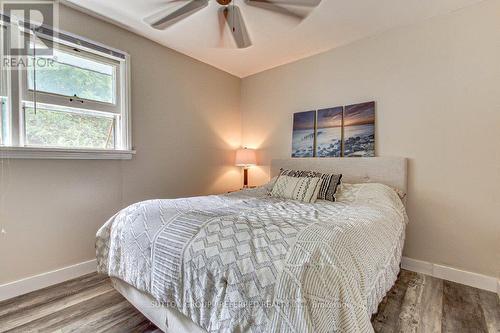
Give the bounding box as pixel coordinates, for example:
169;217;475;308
292;110;316;157
343;101;375;157
316;107;343;157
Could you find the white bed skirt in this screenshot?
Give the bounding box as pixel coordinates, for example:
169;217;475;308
111;277;206;333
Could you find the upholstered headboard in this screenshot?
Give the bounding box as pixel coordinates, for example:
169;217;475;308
270;157;408;194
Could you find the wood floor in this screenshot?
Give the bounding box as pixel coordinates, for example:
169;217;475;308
371;271;499;333
0;270;498;332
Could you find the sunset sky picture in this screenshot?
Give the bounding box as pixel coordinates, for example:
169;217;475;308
292;111;316;130
316;107;343;157
344;102;376;127
292;102;375;158
343;101;375;157
317;107;343;129
292;111;316;157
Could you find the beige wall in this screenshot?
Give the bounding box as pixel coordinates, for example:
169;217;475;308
241;0;500;278
2;0;498;286
0;5;242;284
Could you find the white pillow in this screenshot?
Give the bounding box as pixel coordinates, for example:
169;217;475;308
263;176;278;193
338;182;406;201
270;175;323;203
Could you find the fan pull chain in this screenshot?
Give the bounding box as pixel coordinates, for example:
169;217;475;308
32;31;37;115
231;2;235;32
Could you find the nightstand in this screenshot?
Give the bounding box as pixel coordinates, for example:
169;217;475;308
227;186;256;193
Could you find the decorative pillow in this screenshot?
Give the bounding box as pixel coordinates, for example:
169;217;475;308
270;175;323;203
279;169;342;202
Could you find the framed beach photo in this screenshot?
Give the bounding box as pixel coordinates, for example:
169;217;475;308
343;102;375;157
316;107;343;157
291;110;316;157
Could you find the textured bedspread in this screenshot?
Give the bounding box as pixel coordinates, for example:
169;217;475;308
96;183;407;333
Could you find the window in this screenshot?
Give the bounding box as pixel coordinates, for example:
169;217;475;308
27;46;117;104
0;20;132;159
24;103;115;149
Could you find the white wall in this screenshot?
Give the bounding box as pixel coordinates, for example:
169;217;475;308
241;0;500;278
0;5;242;284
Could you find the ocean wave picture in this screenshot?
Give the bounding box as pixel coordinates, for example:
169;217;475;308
343;102;375;157
292;111;316;157
316;107;343;157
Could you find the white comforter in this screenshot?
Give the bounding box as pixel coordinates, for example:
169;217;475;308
96;183;407;333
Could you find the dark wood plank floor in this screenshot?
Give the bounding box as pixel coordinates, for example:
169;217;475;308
0;270;498;332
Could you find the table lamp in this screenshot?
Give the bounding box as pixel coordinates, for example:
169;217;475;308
235;147;257;188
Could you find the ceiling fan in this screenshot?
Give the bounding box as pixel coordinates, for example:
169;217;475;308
144;0;321;49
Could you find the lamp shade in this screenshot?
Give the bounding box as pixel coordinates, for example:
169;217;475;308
235;148;257;166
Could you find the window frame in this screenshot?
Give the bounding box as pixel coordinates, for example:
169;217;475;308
0;23;133;160
21;36;122;113
0;23;12;146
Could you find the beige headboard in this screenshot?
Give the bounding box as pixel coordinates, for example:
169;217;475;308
271;157;408;194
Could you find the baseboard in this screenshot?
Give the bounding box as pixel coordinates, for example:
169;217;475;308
0;259;97;302
402;257;499;295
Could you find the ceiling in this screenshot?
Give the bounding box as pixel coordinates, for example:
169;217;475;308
65;0;483;78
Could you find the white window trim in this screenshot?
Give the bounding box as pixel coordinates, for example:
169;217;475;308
0;146;135;160
1;24;134;160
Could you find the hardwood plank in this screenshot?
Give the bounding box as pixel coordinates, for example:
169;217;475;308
62;302;141;333
417;275;443;333
54;300;135;333
477;288;500;333
4;291;127;333
0;280;114;331
128;320;158;333
396;272;425;332
99;311;153;333
0;273;108;318
442;281;489;333
372;270;418;333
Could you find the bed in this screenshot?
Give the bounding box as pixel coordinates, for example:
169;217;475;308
96;157;408;333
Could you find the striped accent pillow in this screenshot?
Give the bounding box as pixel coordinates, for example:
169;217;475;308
270;175;323;203
279;168;342;202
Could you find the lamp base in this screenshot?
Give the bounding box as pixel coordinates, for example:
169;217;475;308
243;168;249;188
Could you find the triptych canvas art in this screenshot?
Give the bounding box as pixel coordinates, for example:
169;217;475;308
292;101;375;158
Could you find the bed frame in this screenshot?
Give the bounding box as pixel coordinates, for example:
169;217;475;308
112;156;408;333
271;157;408;194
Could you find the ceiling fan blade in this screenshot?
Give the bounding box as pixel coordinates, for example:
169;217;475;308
245;0;321;7
244;0;307;20
222;6;251;49
145;0;208;30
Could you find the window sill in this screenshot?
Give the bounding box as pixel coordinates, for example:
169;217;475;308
0;147;136;160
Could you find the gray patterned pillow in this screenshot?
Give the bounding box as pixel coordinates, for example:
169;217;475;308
270;175;323;203
280;168;342;202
